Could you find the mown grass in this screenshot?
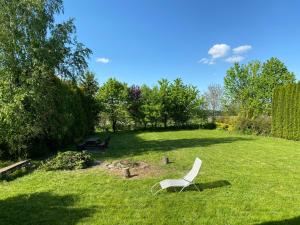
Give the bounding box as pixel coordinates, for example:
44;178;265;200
0;129;300;225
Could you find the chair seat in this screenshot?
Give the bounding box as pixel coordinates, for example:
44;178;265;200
159;179;190;189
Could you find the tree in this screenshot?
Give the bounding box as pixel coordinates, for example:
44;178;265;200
260;57;296;115
0;0;91;158
204;84;223;120
127;85;143;127
0;0;91;81
158;79;171;128
80;72;99;97
140;85;161;128
96;78;128;132
169;78;202;126
224;58;295;119
80;72;99;133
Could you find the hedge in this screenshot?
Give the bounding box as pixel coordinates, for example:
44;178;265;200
272;82;300;140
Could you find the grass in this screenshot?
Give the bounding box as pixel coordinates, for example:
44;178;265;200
0;129;300;225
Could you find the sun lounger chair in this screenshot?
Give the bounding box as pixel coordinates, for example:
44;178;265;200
151;157;202;195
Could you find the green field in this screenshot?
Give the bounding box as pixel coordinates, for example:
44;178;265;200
0;130;300;225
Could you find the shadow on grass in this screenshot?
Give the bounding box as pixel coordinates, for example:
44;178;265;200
168;180;231;192
99;131;254;158
0;192;95;225
256;216;300;225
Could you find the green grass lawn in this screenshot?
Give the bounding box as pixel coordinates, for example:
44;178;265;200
1;129;300;225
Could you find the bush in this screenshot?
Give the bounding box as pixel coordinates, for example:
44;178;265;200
234;116;271;136
216;122;234;132
215;116;236;132
40;151;94;171
272;83;300;140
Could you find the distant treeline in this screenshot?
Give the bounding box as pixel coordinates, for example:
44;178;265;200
96;78;207;132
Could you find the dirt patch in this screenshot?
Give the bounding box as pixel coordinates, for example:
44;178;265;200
101;160;164;179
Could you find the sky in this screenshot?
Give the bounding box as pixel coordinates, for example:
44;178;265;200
57;0;300;92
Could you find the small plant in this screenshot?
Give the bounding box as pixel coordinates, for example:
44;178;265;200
40;151;94;171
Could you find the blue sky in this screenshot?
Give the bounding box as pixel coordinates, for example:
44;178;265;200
58;0;300;92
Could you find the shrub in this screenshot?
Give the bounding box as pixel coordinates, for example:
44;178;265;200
215;116;236;132
216;122;234;132
272;83;300;140
234;116;271;136
40;151;94;171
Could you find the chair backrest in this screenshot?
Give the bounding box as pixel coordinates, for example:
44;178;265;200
183;158;202;182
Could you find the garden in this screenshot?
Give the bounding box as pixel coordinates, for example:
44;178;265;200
0;1;300;225
1;130;300;225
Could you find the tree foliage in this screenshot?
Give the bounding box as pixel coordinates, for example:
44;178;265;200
96;78;206;131
79;72;99;133
169;78;202;126
96;78;128;132
224;58;295;119
272;82;300;140
0;0;93;159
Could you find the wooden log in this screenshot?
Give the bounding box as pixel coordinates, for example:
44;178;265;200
0;160;30;176
162;156;169;165
123;168;130;178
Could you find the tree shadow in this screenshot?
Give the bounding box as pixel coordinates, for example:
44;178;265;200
255;216;300;225
168;180;231;192
97;131;254;158
0;192;95;225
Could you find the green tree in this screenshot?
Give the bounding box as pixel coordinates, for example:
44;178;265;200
96;78;128;132
0;0;91;158
224;58;295;119
260;57;295;115
127;85;143;127
169;78;202;126
140;85;161;128
80;72;99;133
158;79;171;128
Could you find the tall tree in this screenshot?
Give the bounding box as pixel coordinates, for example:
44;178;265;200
260;57;296;114
169;78;202;126
96;78;128;132
80;71;99;133
0;0;91;158
158;79;171;128
140;85;161;128
224;58;295;118
127;85;143;127
204;84;223;120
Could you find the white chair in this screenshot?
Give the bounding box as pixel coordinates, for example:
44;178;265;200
151;158;202;195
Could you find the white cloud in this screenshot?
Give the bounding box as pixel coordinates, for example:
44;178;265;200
198;58;215;65
208;44;231;58
96;57;110;64
199;43;252;65
225;55;245;63
232;45;252;55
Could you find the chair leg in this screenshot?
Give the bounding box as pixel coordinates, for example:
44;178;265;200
153;188;163;196
193;183;201;192
151;183;159;194
179;186;186;193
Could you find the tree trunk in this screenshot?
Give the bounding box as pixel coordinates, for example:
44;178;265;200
112;120;117;133
162;156;169;165
163;115;168;128
123;168;130;178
